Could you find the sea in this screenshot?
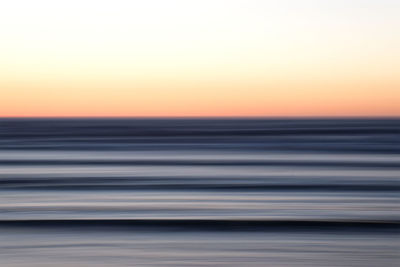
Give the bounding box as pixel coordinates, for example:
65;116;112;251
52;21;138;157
0;118;399;266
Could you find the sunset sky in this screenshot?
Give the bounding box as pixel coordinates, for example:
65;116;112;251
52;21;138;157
1;0;399;117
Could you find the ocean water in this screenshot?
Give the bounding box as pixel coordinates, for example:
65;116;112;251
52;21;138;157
0;118;399;266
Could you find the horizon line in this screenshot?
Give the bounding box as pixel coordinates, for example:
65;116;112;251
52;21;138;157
1;115;399;119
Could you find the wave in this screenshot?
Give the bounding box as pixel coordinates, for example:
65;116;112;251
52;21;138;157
1;182;398;191
0;219;398;232
1;118;399;153
0;159;399;168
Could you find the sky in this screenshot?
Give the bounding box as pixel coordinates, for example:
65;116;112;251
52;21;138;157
0;0;399;117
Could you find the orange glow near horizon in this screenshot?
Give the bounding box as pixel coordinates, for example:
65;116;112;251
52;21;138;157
1;0;399;117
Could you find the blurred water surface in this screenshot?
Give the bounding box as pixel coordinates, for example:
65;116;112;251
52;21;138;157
0;118;399;266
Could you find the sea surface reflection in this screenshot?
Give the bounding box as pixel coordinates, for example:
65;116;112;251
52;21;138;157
0;118;399;266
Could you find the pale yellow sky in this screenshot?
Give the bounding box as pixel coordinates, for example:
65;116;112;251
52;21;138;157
1;0;399;117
